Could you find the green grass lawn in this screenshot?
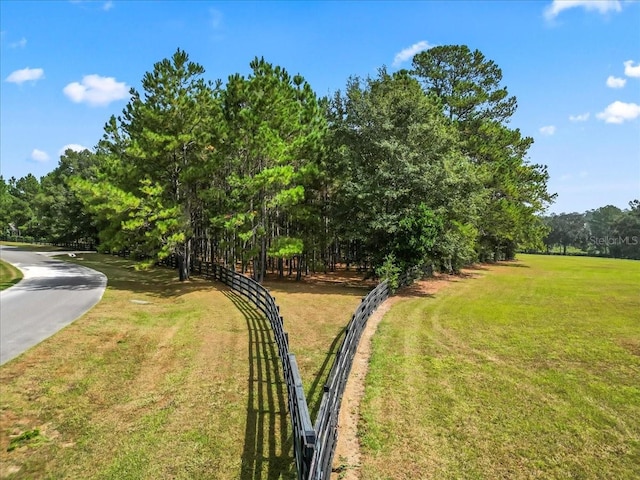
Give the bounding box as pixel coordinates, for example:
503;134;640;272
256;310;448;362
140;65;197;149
359;254;640;479
0;259;22;290
0;254;364;479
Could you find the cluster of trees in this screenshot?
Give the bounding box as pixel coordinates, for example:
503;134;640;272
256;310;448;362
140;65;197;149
540;202;640;259
1;46;555;281
0;150;99;243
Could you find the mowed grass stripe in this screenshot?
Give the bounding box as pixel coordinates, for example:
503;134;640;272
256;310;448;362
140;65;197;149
0;259;23;291
0;254;364;479
360;255;640;480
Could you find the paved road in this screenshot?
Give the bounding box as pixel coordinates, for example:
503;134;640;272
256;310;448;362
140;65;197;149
0;246;107;365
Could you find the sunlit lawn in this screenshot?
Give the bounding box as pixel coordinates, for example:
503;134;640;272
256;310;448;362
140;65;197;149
360;254;640;479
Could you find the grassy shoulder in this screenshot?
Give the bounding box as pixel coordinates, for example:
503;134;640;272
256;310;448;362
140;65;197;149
360;255;640;479
0;241;66;252
0;254;366;479
0;259;22;291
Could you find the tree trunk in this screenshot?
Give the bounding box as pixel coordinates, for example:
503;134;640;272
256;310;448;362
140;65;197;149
296;255;303;281
177;252;188;281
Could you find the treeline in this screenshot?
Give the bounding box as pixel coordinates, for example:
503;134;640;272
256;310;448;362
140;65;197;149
1;46;554;281
537;202;640;259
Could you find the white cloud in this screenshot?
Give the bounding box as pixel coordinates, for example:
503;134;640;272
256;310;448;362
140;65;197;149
392;40;432;67
70;0;113;10
63;74;129;106
31;149;50;163
569;112;590;122
624;60;640;78
544;0;622;20
606;75;626;88
10;37;27;48
58;144;90;156
210;8;222;28
5;67;44;84
539;125;557;136
596;101;640;123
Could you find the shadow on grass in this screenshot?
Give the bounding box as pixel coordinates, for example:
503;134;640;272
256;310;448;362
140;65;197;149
496;261;531;268
66;254;214;298
0;278;22;291
71;254;372;300
223;290;295;480
307;327;346;420
263;278;371;298
0;243;67;252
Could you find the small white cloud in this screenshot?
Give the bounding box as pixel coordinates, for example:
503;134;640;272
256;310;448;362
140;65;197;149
596;101;640;123
624;60;640;78
31;149;50;163
58;143;90;156
63;74;129;106
544;0;622;20
392;40;432;67
210;8;222;28
540;125;557;136
606;75;626;88
5;67;44;84
103;1;113;11
10;37;27;48
569;112;590;122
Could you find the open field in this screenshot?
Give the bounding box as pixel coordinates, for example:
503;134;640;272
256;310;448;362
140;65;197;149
359;254;640;479
0;260;22;291
0;254;366;479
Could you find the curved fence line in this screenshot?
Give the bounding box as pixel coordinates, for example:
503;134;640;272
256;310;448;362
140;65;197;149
310;279;391;478
311;267;422;477
160;256;317;479
1;236;421;478
131;250;419;479
178;257;420;480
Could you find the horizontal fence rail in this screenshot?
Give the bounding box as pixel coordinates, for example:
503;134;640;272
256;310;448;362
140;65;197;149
310;265;421;478
311;279;391;478
0;235;96;251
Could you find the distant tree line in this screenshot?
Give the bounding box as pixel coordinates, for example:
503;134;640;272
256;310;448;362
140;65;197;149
535;202;640;259
1;46;555;280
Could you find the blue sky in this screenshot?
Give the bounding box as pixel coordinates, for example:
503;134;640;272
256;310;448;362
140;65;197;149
1;0;639;214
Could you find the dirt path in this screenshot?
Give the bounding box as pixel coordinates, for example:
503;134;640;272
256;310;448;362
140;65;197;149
331;271;484;479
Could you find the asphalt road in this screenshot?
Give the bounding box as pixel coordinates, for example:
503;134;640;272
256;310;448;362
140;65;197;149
0;246;107;365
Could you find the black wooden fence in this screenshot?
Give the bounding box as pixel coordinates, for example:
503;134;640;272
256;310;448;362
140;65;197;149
0;235;96;251
2;236;429;476
139;252;419;479
310;278;391;477
158;255;318;479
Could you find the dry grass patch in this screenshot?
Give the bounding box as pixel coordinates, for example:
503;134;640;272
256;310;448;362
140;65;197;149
0;255;280;479
0;255;373;479
263;275;370;416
